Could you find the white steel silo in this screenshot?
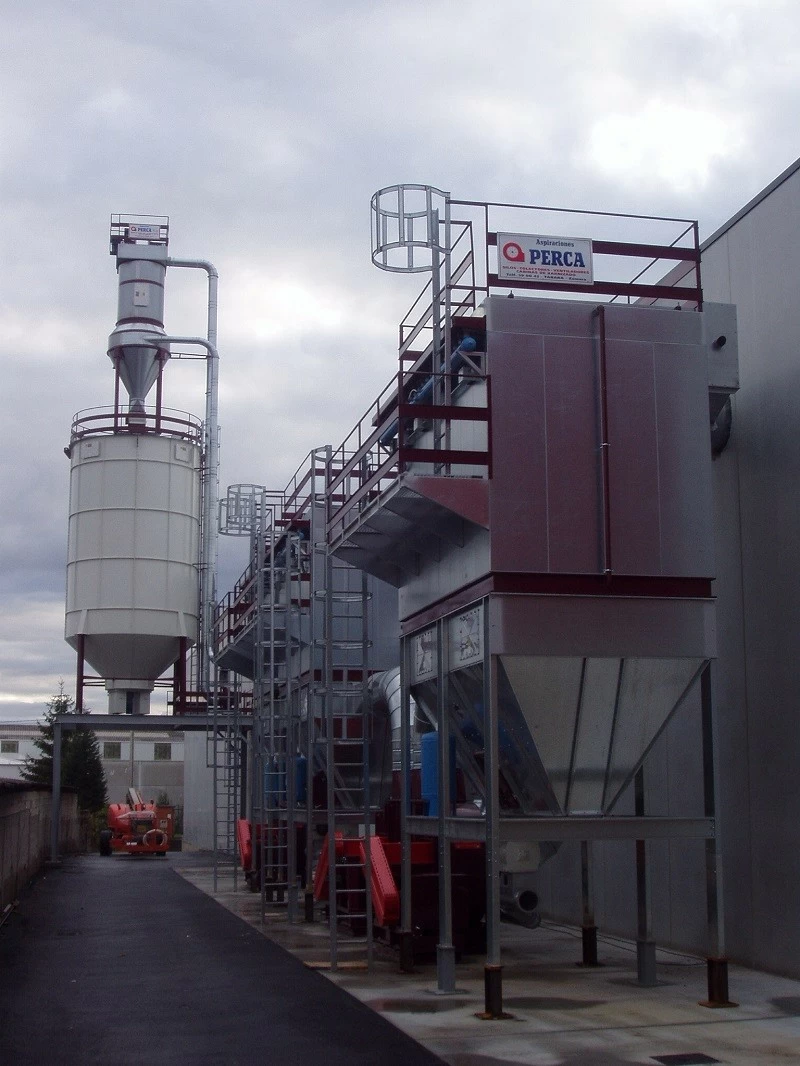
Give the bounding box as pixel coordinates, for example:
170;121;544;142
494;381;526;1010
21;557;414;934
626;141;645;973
65;417;202;714
64;216;216;714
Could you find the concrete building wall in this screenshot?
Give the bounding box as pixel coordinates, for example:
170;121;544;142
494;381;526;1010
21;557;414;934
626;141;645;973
536;159;800;977
99;734;185;806
0;783;80;909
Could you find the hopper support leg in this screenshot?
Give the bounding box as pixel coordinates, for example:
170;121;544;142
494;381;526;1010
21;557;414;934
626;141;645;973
699;664;737;1008
580;840;600;966
435;619;457;994
75;634;85;713
635;768;657;987
399;635;414;973
477;606;510;1019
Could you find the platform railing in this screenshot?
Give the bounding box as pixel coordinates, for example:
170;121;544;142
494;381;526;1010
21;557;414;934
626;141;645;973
326;358;490;545
69;405;203;445
214;454;328;661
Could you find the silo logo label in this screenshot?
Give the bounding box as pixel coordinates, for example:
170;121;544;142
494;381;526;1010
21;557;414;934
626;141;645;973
497;232;593;285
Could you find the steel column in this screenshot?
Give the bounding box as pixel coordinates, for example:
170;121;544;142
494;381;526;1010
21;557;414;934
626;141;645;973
74;634;85;714
700;662;736;1008
286;553;298;924
49;721;63;865
435;617;455;992
580;840;599;966
635;768;657;987
362;567;373;969
481;599;504;1017
325;530;338;969
398;632;414;972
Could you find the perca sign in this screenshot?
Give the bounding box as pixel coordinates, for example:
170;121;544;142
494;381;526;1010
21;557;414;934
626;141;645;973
497;232;594;285
128;224;161;240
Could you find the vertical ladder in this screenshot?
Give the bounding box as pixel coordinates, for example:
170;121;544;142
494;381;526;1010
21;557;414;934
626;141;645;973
210;667;240;892
304;451;330;912
321;448;373;969
256;514;300;921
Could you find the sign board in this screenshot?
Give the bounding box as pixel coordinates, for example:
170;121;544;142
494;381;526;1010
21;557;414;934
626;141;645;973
412;628;437;683
497;232;593;286
449;604;483;669
128;224;161;240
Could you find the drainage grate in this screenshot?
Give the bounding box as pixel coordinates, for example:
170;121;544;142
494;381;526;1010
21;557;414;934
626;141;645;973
652;1055;721;1065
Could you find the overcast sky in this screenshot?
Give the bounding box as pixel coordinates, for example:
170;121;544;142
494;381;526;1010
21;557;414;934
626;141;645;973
2;0;798;720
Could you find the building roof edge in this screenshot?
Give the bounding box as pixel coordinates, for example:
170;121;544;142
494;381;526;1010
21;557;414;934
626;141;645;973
703;156;800;251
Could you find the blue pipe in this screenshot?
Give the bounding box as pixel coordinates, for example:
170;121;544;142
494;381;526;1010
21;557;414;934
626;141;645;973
378;336;478;449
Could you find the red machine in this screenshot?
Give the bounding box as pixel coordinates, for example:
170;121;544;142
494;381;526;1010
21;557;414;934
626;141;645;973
99;788;174;857
237;774;487;957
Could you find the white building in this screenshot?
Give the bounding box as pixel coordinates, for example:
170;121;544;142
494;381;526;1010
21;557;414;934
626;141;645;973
0;720;185;808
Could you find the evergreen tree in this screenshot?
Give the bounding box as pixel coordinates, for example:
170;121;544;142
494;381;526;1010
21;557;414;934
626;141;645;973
63;727;108;813
20;687;68;787
21;684;108;813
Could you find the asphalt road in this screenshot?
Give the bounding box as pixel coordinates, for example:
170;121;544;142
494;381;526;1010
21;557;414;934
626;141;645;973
0;854;444;1066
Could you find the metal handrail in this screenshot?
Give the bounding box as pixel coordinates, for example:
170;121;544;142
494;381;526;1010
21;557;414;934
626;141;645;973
326;363;490;543
70;405;202;445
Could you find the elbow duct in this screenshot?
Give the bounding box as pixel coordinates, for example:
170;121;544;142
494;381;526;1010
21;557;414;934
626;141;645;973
711;396;733;456
500;876;541;928
379;336;478;448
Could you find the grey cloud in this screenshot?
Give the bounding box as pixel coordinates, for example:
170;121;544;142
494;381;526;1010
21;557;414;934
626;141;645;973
3;0;800;717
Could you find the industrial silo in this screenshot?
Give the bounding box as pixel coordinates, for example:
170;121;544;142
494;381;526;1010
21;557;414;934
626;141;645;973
65;217;216;715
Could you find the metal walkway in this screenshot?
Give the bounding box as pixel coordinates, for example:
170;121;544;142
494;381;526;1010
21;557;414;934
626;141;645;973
0;855;443;1066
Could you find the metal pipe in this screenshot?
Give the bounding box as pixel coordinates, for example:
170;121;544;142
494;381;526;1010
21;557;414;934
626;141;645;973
378;337;479;449
443;195;452;462
166;258;220;698
593;306;613;577
151;332;218;698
